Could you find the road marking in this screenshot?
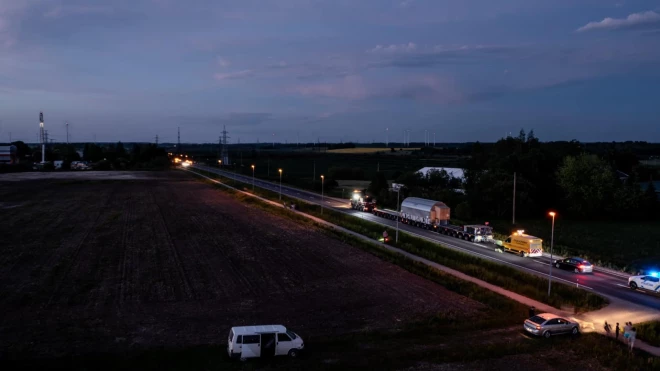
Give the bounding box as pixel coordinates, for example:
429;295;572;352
615;284;629;288
534;261;550;266
472;243;489;248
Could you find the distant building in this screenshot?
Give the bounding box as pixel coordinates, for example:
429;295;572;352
0;145;18;164
417;167;465;181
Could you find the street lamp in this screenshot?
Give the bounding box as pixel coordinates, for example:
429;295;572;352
251;165;255;191
218;159;222;166
278;169;283;200
547;211;556;297
393;184;402;243
321;175;325;214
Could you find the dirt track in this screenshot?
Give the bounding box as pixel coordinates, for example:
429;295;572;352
0;171;483;358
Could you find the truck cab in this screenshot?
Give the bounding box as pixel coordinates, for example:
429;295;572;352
502;230;543;257
350;190;376;212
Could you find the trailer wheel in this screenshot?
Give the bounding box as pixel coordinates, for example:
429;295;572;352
469;236;475;242
519;251;525;257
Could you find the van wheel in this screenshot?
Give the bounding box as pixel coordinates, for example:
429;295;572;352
574;268;579;273
519;251;525;257
555;263;561;268
543;331;551;339
630;282;638;290
288;349;299;358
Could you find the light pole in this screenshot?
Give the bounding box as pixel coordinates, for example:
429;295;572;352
547;211;556;297
278;169;283;200
394;185;402;243
251;165;255;191
321;175;325;214
218;159;222;167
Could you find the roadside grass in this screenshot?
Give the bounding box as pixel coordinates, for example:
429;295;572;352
189;169;607;313
636;321;660;347
490;219;660;273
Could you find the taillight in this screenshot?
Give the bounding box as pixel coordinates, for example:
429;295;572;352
536;325;541;330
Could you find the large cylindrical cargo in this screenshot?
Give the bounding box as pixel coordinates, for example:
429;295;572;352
400;197;450;225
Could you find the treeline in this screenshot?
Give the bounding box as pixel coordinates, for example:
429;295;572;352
369;131;660;221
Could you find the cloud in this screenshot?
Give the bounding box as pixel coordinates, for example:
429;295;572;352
289;75;368;100
43;4;117;19
368;42;417;53
168;113;273;127
213;70;254;81
217;56;231;67
577;10;660;32
367;44;522;69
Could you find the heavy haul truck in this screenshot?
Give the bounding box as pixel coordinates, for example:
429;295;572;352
357;195;543;255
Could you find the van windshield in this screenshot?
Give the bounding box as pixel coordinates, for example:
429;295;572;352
286;330;297;340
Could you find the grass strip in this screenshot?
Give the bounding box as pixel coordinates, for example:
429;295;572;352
188;168;607;313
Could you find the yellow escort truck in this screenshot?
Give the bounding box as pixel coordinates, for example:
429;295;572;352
501;230;543;257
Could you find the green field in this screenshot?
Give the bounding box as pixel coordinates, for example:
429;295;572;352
490;219;660;272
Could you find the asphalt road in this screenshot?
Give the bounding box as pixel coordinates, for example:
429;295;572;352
190;164;660;311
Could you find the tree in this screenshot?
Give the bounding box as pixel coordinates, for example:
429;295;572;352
643;181;658;218
116;142;127;159
455;202;472;221
557;154;621;217
368;171;389;196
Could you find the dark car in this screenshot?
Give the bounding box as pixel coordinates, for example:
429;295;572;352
553;257;593;274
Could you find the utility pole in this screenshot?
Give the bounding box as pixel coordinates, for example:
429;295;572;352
386;127;389;147
313;161;316;188
9;132;11;143
433;132;435;147
177;127;181;154
155;135;159;145
39;112;45;163
66;122;69;144
512;172;517;225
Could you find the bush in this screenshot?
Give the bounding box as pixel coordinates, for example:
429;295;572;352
636;321;660;347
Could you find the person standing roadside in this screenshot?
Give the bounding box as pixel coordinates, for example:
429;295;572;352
624;322;632;344
629;327;637;352
604;321;612;336
615;323;620;340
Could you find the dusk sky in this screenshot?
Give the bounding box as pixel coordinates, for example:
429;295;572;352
1;0;660;144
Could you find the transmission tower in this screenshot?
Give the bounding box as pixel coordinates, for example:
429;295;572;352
177;127;181;154
220;125;230;165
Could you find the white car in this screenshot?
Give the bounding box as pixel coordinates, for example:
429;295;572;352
628;274;660;293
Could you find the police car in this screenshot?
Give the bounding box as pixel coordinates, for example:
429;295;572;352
628;272;660;294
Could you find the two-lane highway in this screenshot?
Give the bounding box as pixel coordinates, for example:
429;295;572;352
189;164;660;311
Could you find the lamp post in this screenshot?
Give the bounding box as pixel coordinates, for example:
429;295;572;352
394;185;402;243
251;165;255;191
547;211;556;297
278;169;283;200
321;175;325;214
218;159;222;167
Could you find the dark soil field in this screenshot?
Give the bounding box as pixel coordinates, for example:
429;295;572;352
0;171;483;360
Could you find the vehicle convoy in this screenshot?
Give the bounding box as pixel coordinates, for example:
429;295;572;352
365;196;494;243
524;313;580;338
553;257;593;274
350;190;376;212
628;273;660;293
227;325;304;361
500;230;544;257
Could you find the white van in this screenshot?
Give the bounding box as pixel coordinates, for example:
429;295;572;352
227;325;304;361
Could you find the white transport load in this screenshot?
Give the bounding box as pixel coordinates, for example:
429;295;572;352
227;325;304;361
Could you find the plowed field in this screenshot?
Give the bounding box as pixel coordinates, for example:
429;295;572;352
0;171;483;359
